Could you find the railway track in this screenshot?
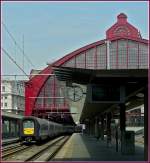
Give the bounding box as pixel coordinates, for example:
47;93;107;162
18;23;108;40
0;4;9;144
47;136;70;161
25;136;70;161
2;144;32;160
2;135;70;161
2;142;21;152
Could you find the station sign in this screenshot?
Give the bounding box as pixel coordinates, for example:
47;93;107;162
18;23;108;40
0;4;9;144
87;84;125;103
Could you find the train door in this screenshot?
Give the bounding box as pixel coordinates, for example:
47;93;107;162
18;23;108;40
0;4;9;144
10;120;16;137
2;119;10;139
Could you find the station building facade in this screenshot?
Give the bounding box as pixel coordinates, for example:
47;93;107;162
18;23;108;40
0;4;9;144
25;13;148;124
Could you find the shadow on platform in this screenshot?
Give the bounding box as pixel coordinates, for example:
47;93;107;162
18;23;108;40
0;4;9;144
53;133;144;161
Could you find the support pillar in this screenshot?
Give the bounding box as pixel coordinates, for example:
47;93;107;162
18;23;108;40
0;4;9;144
91;120;95;136
106;112;112;146
88;120;90;135
85;120;90;135
89;120;92;136
100;115;104;140
119;103;126;152
120;103;126;132
144;86;148;161
95;117;100;139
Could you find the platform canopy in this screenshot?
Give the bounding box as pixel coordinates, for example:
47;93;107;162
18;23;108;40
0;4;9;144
53;66;147;121
53;67;147;84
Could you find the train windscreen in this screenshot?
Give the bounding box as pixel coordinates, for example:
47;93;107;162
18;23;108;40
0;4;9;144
23;120;34;128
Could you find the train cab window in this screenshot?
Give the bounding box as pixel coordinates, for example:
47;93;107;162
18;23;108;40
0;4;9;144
23;120;34;128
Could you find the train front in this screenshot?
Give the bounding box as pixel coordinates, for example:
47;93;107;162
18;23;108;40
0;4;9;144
20;117;38;143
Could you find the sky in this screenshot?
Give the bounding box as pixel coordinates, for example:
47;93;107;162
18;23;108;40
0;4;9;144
2;1;148;80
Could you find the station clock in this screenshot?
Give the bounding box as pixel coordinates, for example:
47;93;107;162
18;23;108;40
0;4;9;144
67;86;83;102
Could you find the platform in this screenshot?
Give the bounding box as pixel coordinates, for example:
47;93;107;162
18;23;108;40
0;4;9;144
53;133;144;161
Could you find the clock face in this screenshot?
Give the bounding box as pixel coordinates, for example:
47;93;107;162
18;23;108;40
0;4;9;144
67;86;83;102
114;26;130;37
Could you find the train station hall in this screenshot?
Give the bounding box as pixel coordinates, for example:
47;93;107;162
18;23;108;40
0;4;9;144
2;13;149;162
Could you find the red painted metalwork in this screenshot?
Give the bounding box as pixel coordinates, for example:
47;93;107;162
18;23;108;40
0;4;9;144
116;40;118;69
106;13;141;40
25;67;53;116
53;37;147;68
25;13;148;119
85;51;86;69
94;46;97;69
75;55;77;68
44;84;46;112
54;39;105;67
52;78;55;112
126;39;129;68
138;43;140;68
105;43;107;69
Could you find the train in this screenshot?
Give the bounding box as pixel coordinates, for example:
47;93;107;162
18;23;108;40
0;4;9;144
2;111;23;140
20;116;74;143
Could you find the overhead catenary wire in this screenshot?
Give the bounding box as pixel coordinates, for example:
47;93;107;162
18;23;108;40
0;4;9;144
1;47;67;101
2;47;29;78
2;22;35;68
2;22;51;94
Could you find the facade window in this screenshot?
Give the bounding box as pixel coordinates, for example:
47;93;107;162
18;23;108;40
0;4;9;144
86;48;95;69
63;59;75;68
2;86;5;92
5;103;7;107
76;53;86;69
97;45;107;69
110;41;117;69
5;96;7;99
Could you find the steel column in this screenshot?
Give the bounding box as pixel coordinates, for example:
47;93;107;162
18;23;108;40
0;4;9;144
126;39;129;69
137;43;140;69
120;103;126;132
100;115;104;140
116;40;118;69
106;113;112;146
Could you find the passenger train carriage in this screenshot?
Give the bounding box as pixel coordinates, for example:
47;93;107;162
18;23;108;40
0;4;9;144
20;116;74;143
2;111;23;140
